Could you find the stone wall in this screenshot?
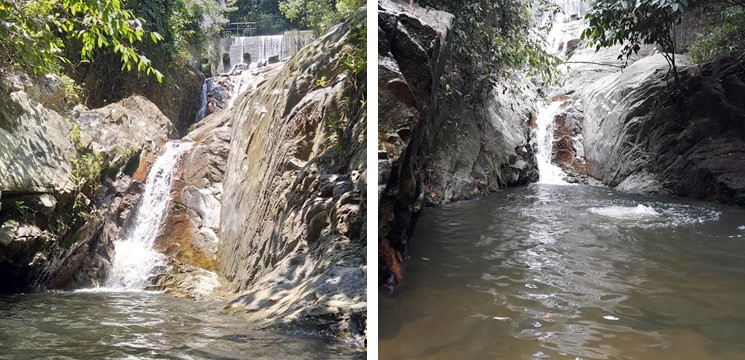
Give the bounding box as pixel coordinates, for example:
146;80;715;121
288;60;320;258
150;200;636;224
211;31;315;74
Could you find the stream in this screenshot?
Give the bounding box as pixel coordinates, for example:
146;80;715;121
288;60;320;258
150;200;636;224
379;183;745;359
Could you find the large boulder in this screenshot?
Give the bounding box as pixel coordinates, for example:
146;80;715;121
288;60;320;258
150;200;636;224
0;84;76;195
217;12;367;339
579;54;745;205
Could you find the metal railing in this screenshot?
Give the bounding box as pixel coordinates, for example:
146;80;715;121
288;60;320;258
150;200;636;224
221;22;258;37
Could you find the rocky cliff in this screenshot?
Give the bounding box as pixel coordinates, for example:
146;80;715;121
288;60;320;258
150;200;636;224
579;55;745;205
216;13;367;339
378;0;539;289
0;73;176;292
150;64;284;301
536;13;745;205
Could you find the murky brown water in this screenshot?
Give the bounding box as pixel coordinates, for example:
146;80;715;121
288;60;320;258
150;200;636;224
380;184;745;359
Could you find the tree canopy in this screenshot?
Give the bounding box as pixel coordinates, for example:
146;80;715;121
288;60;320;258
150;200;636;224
278;0;363;33
581;0;690;83
228;0;296;35
0;0;164;80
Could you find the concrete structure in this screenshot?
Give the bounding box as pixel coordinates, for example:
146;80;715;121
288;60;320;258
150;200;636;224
211;30;315;73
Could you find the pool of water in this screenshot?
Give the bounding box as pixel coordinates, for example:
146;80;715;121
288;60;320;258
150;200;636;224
0;290;363;359
380;184;745;359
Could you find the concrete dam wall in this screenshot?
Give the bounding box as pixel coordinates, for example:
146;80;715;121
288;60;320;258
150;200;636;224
211;30;315;73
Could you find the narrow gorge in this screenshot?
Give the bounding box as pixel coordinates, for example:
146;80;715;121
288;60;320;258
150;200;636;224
0;3;366;358
379;0;745;358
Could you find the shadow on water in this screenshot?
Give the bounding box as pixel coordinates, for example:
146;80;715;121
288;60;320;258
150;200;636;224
381;184;745;359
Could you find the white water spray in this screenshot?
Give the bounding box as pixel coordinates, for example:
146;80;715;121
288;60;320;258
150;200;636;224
195;80;210;122
259;35;284;61
106;141;193;289
533;101;569;184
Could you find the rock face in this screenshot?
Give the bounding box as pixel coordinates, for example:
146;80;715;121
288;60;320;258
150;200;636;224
75;62;204;136
552;14;745;204
377;1;539;289
151;65;287;301
377;0;454;290
579;55;745;204
0;83;76;195
217;13;367;338
426;77;539;202
0;72;176;292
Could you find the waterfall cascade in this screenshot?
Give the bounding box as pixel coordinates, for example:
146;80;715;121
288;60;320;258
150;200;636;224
529;0;591;185
259;35;284;61
195;78;212;122
105;141;193;290
532;102;569;184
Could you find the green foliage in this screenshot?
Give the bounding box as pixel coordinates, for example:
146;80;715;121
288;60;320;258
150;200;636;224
0;0;163;81
278;0;363;33
68;0;228;107
340;21;366;78
230;0;294;34
130;0;227;61
420;0;560;95
13;200;34;219
60;74;84;105
67;119;104;210
582;0;690;84
690;7;745;62
315;76;329;87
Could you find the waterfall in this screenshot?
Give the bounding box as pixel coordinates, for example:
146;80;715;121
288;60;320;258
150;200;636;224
532;102;569;184
106;141;193;290
259;35;284;61
195;79;210;122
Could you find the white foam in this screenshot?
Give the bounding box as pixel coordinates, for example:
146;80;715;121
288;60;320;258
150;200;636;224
588;204;660;220
532;101;570;185
105;141;193;290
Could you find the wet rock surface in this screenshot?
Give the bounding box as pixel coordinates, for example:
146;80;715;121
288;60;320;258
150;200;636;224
216;13;367;339
377;0;454;290
150;64;286;301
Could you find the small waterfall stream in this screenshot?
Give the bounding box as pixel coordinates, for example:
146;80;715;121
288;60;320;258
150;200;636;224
105;141;193;290
195;78;212;122
532;102;569;184
530;0;590;185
